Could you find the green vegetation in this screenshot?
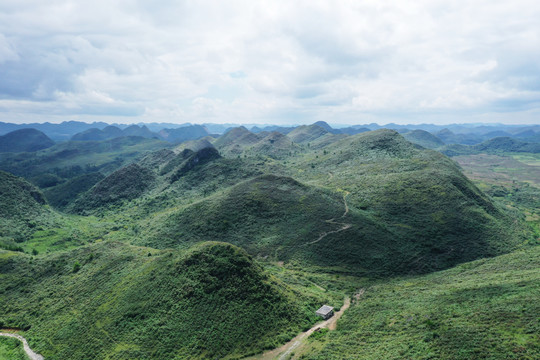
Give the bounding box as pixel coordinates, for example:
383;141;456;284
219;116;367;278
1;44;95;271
303;247;540;360
441;137;540;156
0;337;27;360
0;124;537;359
130;129;532;276
43;172;105;210
71;164;156;213
0;136;170;208
0;128;55;153
0;170;117;254
453;153;540;244
402;129;444;149
0;170;56;246
287;124;329;144
0;242;325;359
290;130;531;273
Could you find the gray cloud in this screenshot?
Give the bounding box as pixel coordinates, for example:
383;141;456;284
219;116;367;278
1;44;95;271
0;0;539;124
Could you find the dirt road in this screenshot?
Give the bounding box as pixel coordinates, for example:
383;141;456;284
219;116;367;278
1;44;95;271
252;297;351;360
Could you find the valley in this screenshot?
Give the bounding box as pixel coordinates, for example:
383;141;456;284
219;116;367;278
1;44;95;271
0;122;538;359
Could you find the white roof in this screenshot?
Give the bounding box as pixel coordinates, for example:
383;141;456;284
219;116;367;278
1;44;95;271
316;305;334;315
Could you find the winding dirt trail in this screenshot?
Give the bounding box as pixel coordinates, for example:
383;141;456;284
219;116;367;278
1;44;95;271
0;332;44;360
252;297;351;360
254;191;355;359
301;191;351;247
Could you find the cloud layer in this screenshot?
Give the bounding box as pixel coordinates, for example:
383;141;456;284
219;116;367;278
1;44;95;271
0;0;539;124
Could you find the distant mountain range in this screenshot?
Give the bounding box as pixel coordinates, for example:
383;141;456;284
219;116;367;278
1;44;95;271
1;120;538;143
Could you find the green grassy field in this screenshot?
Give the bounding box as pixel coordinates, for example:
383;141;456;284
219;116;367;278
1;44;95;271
510;153;540;166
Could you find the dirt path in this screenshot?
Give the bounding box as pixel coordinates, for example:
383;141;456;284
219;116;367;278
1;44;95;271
0;332;44;360
256;191;354;359
252;297;351;360
301;191;351;247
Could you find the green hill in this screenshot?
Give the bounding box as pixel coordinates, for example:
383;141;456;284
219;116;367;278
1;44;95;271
43;172;105;210
0;170;47;219
0;171;54;247
71;164;156;213
402;129;445;149
288;130;530;273
213;128;300;159
213;127;260;155
0;136;169;181
137;135;528;274
0;128;55;153
158;125;210;143
71;125;158;141
0;170;114;254
71;126;123;141
304;246;540;359
440;137;540;156
138;174;399;272
475;137;540;153
245;132;300;158
287;124;329;144
0;136;170;208
160;147;222;183
122;125;156;138
75;128;531;276
0;241;323;359
0;123;536;360
173;138;215;153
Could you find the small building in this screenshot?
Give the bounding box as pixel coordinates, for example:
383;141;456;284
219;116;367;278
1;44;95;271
316;305;334;320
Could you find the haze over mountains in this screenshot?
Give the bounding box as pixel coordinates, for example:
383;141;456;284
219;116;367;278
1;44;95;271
1;120;539;142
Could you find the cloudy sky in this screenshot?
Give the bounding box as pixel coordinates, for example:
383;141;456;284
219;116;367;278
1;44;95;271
0;0;539;125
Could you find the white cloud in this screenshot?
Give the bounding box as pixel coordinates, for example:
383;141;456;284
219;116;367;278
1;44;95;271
0;0;539;124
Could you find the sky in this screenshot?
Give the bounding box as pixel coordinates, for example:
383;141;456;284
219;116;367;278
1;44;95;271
0;0;539;125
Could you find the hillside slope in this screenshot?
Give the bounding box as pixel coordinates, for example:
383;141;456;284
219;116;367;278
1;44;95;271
287;124;329;144
0;129;54;153
213;126;260;155
0;171;55;246
402;129;444;149
138;174;405;273
0;241;322;359
440;137;540;156
159;125;209;143
71;125;157;141
70;164;156;213
305;246;540;359
289;130;530;273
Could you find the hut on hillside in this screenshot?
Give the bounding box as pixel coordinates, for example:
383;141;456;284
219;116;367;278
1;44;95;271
315;305;334;320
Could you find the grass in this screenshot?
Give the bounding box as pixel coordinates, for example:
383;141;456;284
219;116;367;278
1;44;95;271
510;153;540;166
302;247;540;360
0;241;328;360
0;336;27;360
